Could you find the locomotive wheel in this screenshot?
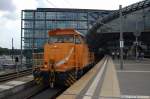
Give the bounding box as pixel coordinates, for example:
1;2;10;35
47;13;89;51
35;77;43;85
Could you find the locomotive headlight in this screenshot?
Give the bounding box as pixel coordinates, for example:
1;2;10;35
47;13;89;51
44;65;48;68
44;62;48;68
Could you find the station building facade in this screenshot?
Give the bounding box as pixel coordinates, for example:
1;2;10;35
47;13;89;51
96;5;150;57
21;8;111;50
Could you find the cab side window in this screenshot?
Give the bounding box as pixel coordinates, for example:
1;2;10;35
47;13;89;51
81;36;86;43
75;37;81;44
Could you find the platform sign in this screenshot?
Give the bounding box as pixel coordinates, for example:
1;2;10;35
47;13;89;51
120;41;124;48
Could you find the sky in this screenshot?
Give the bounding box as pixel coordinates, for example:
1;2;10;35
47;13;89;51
0;0;142;49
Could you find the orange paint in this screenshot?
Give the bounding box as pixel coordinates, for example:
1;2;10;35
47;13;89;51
40;28;94;72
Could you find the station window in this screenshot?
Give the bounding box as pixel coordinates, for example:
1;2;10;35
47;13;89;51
34;39;46;48
57;12;67;20
24;30;33;38
24;12;33;19
77;21;87;29
78;13;87;20
23;21;33;28
35;30;45;38
46;21;56;29
46;12;56;19
56;21;66;28
35;12;45;19
75;37;81;44
57;12;76;20
24;38;32;49
35;21;45;29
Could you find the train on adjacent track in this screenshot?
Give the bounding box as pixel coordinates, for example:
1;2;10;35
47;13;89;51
33;28;94;87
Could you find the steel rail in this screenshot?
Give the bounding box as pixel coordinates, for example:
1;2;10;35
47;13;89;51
0;69;32;82
23;86;65;99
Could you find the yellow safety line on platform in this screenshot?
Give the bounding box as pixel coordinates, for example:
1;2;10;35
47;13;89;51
83;58;108;99
100;58;120;97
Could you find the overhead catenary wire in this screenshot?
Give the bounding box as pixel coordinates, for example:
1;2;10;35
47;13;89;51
63;0;73;7
46;0;57;8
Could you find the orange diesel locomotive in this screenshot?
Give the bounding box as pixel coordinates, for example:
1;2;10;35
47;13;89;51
33;28;94;87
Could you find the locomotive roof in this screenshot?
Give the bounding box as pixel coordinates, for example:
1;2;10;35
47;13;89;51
48;28;85;37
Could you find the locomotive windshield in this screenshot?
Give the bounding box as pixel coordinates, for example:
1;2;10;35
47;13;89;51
49;35;74;43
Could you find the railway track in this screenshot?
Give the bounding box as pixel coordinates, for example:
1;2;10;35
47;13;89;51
0;68;65;99
0;68;32;82
6;84;66;99
26;87;65;99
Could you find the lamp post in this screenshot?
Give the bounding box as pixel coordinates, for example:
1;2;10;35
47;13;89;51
12;38;14;62
119;5;124;70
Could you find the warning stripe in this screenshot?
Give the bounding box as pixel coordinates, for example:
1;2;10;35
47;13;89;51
68;78;75;84
68;74;76;81
66;79;72;86
65;82;70;86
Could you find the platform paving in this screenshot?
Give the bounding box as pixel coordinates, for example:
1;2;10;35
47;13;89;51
0;75;33;99
57;56;120;99
114;59;150;96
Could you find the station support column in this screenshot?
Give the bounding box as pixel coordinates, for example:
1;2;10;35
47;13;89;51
119;5;124;70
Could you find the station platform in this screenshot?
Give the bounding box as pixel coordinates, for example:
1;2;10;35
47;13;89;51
0;75;33;98
115;58;150;98
57;57;150;99
57;56;120;99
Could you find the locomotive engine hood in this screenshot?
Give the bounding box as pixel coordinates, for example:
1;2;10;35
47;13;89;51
55;46;74;67
43;43;74;69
